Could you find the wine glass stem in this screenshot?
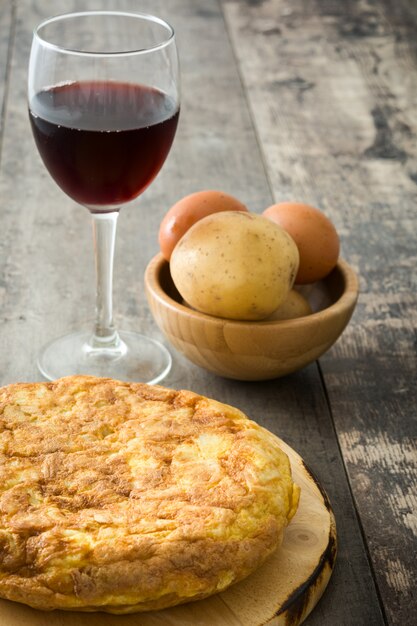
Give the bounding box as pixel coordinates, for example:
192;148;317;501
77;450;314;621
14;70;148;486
91;211;120;349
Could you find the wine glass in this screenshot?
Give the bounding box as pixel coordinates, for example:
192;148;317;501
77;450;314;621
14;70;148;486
28;11;180;383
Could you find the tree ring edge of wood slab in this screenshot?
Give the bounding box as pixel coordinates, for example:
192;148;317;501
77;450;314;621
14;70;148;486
214;437;338;626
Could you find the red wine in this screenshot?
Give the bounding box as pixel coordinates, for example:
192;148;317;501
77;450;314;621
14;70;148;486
29;81;179;210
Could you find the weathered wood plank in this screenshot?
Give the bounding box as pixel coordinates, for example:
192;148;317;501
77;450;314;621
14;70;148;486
0;1;384;624
221;0;416;624
0;1;14;158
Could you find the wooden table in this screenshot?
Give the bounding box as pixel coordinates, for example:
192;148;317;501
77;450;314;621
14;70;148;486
0;1;415;624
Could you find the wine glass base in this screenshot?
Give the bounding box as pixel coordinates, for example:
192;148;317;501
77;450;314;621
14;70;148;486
37;330;172;384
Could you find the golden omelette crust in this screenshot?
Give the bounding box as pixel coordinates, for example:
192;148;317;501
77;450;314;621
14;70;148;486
0;376;299;613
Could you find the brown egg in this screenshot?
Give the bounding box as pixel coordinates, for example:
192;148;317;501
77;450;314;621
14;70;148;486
262;202;340;284
159;190;248;260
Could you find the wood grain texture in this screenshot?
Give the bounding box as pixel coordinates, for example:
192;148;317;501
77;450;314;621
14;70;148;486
221;0;417;624
0;1;13;155
0;439;336;626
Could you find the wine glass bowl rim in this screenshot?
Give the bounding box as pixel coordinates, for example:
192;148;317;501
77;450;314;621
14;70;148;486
33;10;175;57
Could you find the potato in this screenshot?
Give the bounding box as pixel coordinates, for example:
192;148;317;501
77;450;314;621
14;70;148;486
182;289;311;321
170;211;299;320
264;290;312;321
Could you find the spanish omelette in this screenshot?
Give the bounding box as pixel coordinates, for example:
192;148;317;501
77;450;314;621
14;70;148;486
0;375;299;613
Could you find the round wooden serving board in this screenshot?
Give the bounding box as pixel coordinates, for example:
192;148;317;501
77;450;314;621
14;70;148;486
0;439;336;626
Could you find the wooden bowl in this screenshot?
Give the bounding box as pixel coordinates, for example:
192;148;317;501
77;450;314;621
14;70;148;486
145;254;359;381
